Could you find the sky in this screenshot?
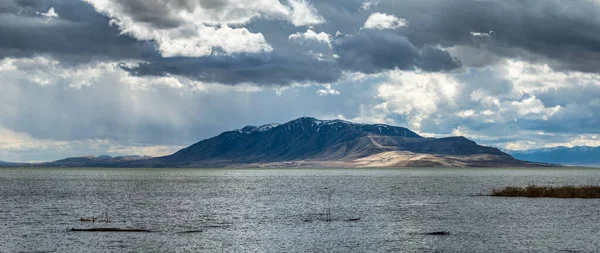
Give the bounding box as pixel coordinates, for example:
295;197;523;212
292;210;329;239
2;0;600;162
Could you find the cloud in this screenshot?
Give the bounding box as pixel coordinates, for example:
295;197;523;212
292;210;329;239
470;30;494;37
457;110;475;118
375;70;459;130
84;0;288;26
84;1;275;57
375;0;600;73
36;7;58;23
288;0;326;26
316;84;340;96
505;96;561;120
361;0;380;10
340;56;600;148
363;12;408;30
152;25;273;57
446;45;504;68
0;0;144;62
123;53;342;86
83;0;324;57
289;29;332;48
334;31;461;73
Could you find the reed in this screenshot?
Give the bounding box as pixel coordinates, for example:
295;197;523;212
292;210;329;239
491;185;600;198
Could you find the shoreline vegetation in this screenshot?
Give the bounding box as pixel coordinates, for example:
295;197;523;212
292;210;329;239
491;185;600;198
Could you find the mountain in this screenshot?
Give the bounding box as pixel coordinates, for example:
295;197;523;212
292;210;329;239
108;117;547;168
41;117;552;168
507;146;600;167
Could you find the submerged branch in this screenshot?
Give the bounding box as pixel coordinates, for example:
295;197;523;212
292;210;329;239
70;228;151;232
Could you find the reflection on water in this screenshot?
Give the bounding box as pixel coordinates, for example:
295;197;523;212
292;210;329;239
1;168;599;252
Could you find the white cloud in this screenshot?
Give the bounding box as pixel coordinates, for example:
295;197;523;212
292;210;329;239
506;96;561;120
83;0;325;57
289;29;332;47
458;59;600;126
361;0;381;10
348;58;600;147
363;12;408;30
36;7;59;23
316;84;340;96
457;110;476;118
470;30;494;37
106;17;272;57
288;0;326;26
153;25;273;57
500;59;600;94
375;70;458;130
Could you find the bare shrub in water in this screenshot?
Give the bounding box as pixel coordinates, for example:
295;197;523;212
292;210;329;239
491;185;600;198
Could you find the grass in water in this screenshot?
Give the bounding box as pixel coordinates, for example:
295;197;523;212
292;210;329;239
491;185;600;198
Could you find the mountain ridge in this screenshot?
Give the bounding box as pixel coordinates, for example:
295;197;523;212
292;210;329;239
506;146;600;167
46;155;153;167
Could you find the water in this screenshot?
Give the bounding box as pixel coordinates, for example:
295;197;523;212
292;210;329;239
1;168;600;252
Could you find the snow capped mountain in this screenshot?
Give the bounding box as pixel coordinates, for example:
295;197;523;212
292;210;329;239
150;117;535;167
235;117;422;137
236;123;281;134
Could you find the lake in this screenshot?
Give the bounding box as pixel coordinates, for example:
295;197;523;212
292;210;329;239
1;168;599;252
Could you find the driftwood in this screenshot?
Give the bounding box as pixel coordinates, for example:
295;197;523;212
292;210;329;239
70;227;150;232
424;231;450;235
177;230;203;234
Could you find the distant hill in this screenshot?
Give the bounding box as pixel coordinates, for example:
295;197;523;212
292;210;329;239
46;155;152;167
507;146;600;167
0;160;23;167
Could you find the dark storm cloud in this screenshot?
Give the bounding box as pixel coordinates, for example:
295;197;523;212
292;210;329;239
89;0;235;29
0;0;143;62
333;31;460;73
4;0;600;84
369;0;600;73
124;53;342;86
104;0;193;28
